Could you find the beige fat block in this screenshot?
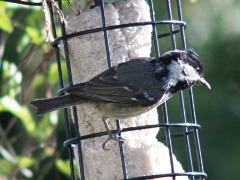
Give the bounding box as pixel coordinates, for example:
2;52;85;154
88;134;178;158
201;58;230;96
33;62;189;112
60;0;188;179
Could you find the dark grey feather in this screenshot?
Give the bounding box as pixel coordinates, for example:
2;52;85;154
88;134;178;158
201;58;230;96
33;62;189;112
30;49;210;117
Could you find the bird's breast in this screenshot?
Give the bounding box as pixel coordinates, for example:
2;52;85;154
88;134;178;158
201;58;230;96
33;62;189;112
96;92;172;119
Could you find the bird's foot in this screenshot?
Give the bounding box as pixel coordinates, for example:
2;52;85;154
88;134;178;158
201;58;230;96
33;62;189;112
102;132;125;150
102;122;125;150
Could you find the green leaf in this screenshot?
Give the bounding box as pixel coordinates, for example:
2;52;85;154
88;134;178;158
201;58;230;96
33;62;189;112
48;61;68;85
48;62;60;85
0;2;6;11
2;61;22;97
0;158;14;175
0;96;36;138
16;156;36;168
36;114;55;141
55;159;71;177
16;156;34;178
0;2;13;33
25;27;44;45
31;74;45;88
0;13;13;33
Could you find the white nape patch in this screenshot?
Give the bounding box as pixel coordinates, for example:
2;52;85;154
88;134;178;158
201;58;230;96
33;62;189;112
113;76;118;79
164;61;182;90
123;86;132;91
161;49;181;58
131;97;138;101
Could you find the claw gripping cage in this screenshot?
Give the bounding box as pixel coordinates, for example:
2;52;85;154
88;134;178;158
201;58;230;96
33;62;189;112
6;0;207;179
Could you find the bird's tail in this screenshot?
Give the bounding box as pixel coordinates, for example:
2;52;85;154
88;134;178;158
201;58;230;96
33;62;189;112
30;94;84;115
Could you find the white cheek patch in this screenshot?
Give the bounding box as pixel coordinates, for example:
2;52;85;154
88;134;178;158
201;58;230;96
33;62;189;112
179;61;200;81
166;60;201;89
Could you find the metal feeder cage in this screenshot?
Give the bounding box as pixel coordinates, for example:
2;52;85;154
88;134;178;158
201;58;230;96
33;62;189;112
3;0;208;179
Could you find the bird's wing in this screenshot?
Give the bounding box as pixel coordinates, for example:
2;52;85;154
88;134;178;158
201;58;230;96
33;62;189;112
65;65;163;107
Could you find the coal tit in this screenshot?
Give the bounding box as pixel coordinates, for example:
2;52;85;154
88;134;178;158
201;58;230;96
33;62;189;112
30;49;210;149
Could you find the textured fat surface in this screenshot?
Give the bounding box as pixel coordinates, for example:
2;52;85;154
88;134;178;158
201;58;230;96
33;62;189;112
63;0;152;84
61;0;188;179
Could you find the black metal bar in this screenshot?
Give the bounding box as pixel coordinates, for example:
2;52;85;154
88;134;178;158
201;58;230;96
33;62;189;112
146;3;175;178
162;103;176;180
176;0;187;49
48;2;64;89
51;20;187;47
158;128;195;141
96;0;112;68
179;91;195;180
157;27;186;38
47;1;76;180
0;0;42;6
148;0;161;57
57;0;85;179
124;171;207;180
5;0;206;179
189;90;206;180
44;0;206;179
176;1;205;179
176;1;195;179
162;1;177;179
63;122;201;147
116;120;128;179
166;0;177;49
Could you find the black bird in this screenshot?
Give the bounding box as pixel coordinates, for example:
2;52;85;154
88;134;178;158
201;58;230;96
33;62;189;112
30;49;211;149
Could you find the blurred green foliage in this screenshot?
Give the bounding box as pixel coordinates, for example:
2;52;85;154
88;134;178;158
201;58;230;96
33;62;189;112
0;0;240;180
0;1;74;179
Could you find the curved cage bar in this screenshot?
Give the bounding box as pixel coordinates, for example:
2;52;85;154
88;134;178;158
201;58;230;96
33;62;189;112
2;0;42;6
3;0;207;179
49;0;207;180
126;172;207;180
50;20;187;47
63;122;201;147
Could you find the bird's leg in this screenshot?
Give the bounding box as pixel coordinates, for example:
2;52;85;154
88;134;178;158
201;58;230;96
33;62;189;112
102;117;125;150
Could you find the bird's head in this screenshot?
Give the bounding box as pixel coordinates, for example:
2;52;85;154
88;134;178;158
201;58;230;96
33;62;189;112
161;48;211;90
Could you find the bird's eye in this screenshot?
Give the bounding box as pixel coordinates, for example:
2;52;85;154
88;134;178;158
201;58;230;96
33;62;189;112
196;67;201;73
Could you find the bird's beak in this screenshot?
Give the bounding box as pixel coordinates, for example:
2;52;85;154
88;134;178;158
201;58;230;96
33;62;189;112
198;78;211;89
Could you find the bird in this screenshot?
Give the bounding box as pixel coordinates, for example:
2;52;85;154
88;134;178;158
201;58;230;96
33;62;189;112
30;48;211;150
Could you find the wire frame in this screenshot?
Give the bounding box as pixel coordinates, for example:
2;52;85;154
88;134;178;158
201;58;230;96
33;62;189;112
5;0;207;179
2;0;42;6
